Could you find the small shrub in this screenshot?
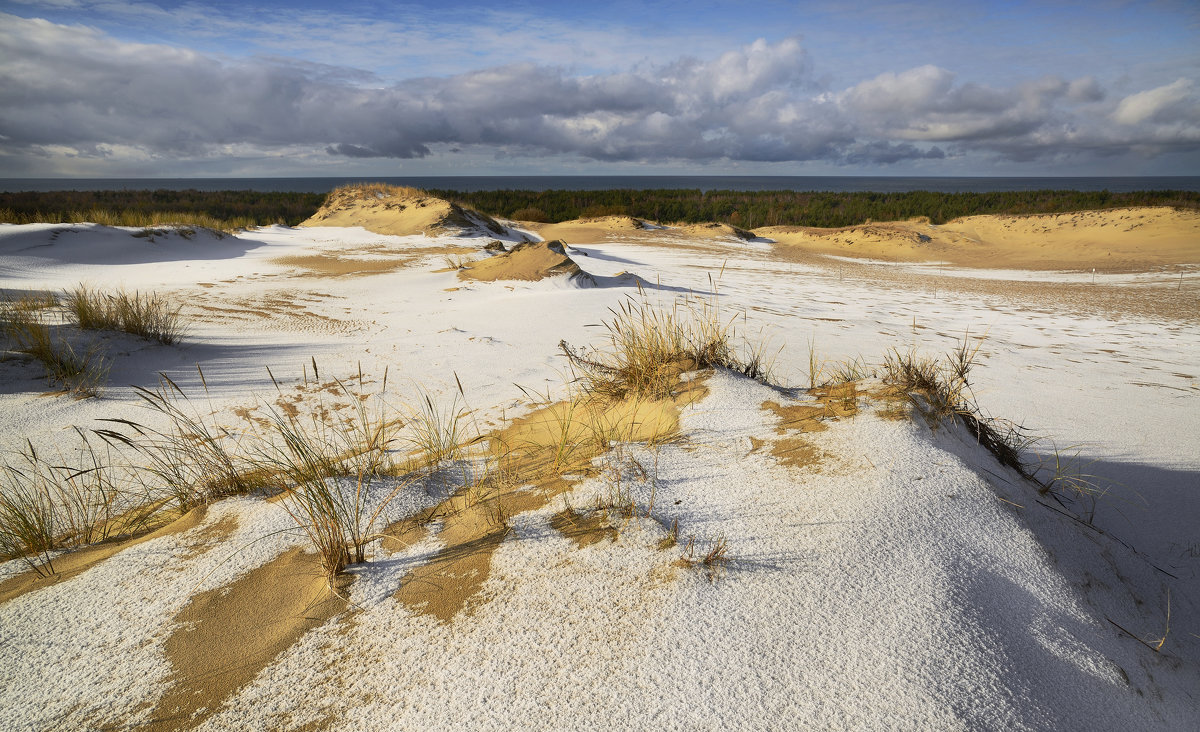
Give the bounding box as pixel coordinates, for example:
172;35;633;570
510;207;549;222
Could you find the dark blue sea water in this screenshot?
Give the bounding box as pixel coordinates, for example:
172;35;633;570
2;176;1198;193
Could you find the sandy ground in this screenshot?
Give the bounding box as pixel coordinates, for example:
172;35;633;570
756;206;1200;272
1;202;1198;730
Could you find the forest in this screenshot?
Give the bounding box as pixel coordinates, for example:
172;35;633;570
2;187;1197;231
432;188;1200;228
0;189;325;229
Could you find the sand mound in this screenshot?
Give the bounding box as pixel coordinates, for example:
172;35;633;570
760;206;1200;271
458;240;591;283
301;185;509;238
677;222;755;241
526;216;649;244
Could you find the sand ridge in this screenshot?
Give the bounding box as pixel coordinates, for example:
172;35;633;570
758;206;1200;271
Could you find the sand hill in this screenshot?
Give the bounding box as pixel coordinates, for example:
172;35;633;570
301;185;510;238
758;206;1200;271
458;239;592;283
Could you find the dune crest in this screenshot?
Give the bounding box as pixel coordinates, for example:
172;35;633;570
301;184;509;238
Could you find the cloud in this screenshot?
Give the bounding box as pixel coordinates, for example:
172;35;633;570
1112;78;1196;125
0;13;1197;175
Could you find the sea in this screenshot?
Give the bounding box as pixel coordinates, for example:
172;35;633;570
2;176;1199;194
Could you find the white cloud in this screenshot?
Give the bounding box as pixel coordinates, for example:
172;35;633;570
1112;78;1196;125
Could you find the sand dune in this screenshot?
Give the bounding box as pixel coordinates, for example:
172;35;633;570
457;239;592;283
523;215;650;243
677;221;756;241
758;206;1200;271
301;184;513;238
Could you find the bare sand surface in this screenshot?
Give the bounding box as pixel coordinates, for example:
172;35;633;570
758;207;1200;272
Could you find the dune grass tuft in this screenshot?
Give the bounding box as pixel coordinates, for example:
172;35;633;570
64;284;186;345
560;292;775;400
95;374;269;511
0;452;60;576
1;293;108;397
881;336;1033;476
0;435;157;574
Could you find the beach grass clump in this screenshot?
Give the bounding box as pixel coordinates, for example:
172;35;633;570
881;336;1032;476
0;433;154;575
258;371;432;579
64;284;186;345
560;293;775;400
61;209;250;231
405;387;474;472
1;293;108;397
330;183;425;201
0;452;60;576
96;364;416;579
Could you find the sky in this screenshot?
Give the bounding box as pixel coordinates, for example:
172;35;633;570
0;0;1198;178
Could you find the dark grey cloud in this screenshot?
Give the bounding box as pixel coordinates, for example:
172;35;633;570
1;13;1196;174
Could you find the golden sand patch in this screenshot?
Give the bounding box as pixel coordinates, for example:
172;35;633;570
388;374;709;623
753;383;859;471
760;401;827;435
523;216;649;244
760;207;1200;272
0;504;210;606
144;547;350;731
458;240;587;283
